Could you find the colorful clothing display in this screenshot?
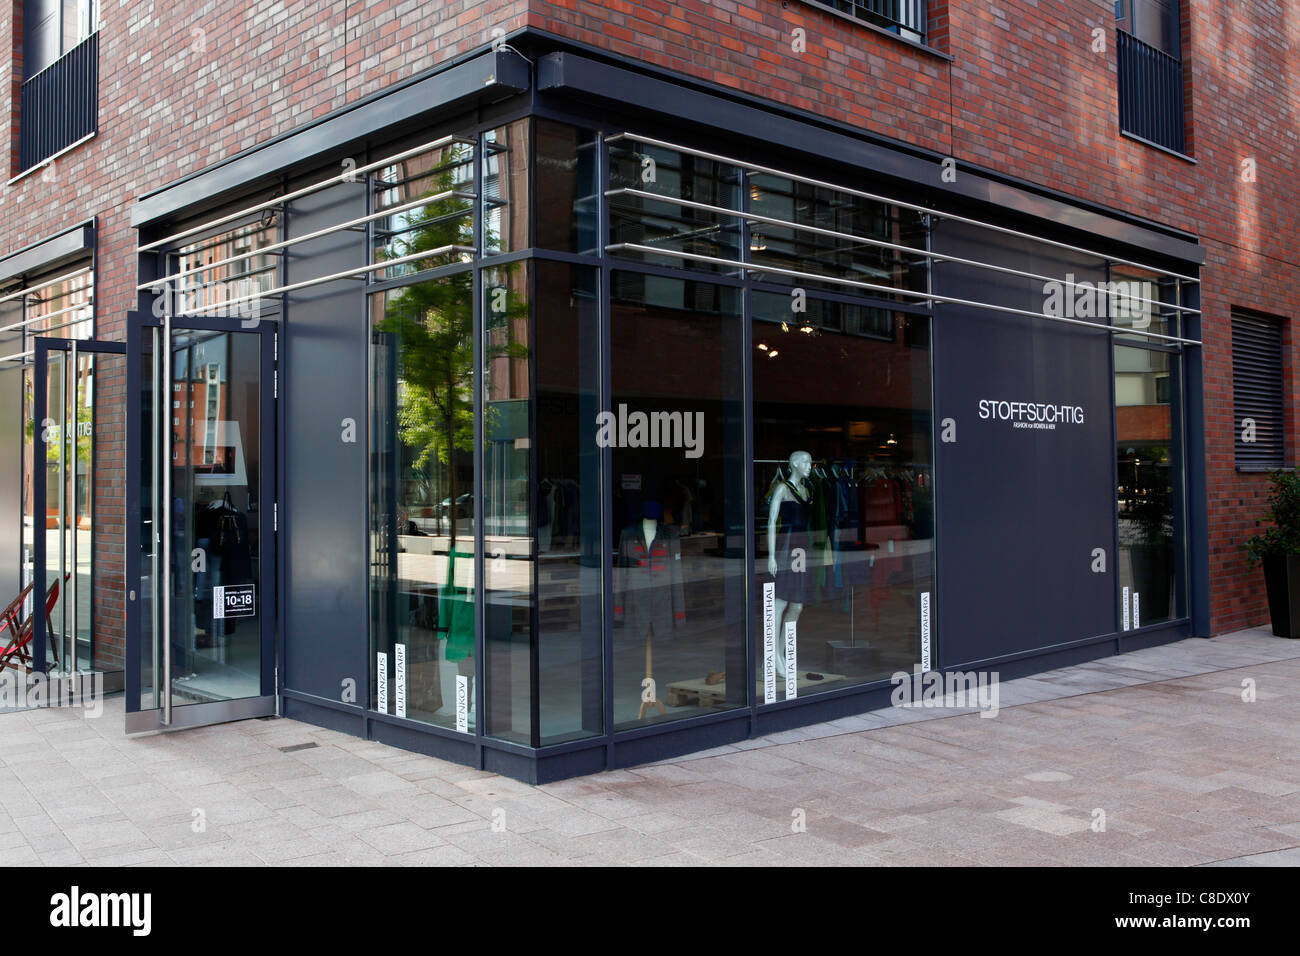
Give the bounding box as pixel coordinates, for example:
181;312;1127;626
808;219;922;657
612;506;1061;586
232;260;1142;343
614;521;686;638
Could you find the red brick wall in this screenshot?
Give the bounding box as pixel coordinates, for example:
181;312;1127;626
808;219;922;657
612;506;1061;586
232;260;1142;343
3;0;1298;638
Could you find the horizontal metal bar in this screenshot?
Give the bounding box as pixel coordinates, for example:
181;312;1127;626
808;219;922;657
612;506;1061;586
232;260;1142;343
610;187;1200;317
607;242;1201;346
607;132;1200;284
0;299;93;335
0;349;36;363
139;134;475;253
173;245;477;316
139;190;475;291
0;267;92;308
374;154;475;190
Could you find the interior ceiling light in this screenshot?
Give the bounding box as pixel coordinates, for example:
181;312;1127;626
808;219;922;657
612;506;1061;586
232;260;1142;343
781;321;789;332
757;343;768;351
768;349;779;358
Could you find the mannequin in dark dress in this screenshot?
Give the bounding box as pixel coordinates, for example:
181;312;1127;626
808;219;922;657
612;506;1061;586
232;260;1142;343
767;450;814;678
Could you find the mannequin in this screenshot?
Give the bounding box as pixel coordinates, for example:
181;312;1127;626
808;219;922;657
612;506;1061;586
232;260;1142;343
767;450;814;679
615;501;686;718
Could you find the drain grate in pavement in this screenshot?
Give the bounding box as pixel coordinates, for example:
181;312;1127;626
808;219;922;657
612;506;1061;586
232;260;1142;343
278;742;319;753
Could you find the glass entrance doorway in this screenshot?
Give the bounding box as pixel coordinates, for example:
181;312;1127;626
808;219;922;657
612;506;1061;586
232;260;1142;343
126;314;276;732
28;336;126;677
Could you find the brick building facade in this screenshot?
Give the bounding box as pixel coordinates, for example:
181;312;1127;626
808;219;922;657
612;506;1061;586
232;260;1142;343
1;0;1293;778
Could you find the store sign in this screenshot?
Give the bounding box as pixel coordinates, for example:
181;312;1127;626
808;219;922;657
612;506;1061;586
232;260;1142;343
920;592;931;671
212;584;255;619
456;675;470;733
376;652;388;713
394;643;407;719
762;583;776;704
978;399;1086;432
784;621;797;700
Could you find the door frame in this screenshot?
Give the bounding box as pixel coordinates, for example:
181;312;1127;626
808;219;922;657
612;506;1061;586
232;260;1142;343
30;335;127;674
124;310;277;733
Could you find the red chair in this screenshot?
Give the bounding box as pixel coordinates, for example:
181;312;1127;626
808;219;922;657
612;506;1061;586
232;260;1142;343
0;575;68;673
0;581;35;646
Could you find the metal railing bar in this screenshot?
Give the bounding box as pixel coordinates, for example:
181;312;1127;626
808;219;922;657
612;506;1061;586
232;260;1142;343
171;245;477;315
607;242;1201;345
608;132;1200;283
139;134;476;252
138;190;476;291
610;187;1199;316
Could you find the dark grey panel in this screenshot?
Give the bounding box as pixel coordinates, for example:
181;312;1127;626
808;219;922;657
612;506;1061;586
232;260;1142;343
131;49;529;228
281;175;370;700
932;221;1116;666
0;222;94;286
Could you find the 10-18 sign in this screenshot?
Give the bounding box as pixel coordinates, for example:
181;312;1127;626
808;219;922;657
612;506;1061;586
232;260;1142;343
213;584;256;619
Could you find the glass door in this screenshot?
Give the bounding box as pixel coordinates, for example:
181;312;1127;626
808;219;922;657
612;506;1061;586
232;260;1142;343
30;336;125;677
126;313;276;732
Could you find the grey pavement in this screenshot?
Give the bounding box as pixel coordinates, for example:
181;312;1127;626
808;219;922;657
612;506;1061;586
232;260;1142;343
2;626;1299;866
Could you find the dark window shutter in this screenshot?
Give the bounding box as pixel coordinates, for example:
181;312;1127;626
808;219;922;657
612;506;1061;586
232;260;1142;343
1232;311;1286;470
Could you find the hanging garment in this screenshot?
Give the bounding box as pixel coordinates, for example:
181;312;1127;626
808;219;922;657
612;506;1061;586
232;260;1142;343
438;549;475;662
614;521;686;639
773;478;814;605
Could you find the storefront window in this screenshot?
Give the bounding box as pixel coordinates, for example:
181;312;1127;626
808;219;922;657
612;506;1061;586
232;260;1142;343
173;219;277;317
369;272;477;731
1109;266;1182;341
534;262;602;745
535;120;597;255
483;120;529;255
753;291;934;699
372;139;475;280
1115;343;1185;626
747;176;928;300
483;262;532;743
609;271;746;728
607;142;742;274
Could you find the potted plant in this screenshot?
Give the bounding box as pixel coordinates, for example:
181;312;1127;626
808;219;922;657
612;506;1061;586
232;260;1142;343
1244;469;1300;638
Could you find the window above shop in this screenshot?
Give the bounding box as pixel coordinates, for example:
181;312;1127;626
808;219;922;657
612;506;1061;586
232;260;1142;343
804;0;927;45
1116;0;1187;155
16;0;100;173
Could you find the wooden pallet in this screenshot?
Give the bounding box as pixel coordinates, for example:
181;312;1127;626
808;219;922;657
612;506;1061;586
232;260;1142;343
666;670;846;707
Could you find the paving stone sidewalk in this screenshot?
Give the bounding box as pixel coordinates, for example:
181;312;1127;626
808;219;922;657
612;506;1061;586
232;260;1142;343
2;627;1299;866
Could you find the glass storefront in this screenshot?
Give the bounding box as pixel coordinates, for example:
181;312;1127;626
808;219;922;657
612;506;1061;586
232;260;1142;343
352;117;1195;750
753;296;933;699
609;272;746;727
103;102;1200;776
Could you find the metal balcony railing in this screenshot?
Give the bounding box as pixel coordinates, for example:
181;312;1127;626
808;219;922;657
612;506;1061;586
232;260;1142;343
18;31;99;173
1117;28;1185;154
818;0;927;39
